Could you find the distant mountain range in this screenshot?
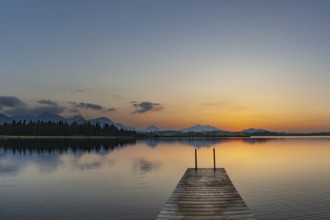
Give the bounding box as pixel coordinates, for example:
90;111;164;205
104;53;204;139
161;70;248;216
1;113;328;136
181;124;220;133
141;124;284;136
141;124;222;133
144;125;161;132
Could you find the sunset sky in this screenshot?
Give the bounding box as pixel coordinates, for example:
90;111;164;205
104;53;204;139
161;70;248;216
1;0;330;132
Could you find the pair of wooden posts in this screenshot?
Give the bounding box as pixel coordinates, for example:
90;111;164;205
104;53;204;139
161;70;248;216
194;148;216;171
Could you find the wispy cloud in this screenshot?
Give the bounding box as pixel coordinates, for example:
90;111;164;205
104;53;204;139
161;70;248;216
69;102;116;113
69;108;80;114
131;101;163;114
37;99;58;106
70;102;103;110
69;89;86;94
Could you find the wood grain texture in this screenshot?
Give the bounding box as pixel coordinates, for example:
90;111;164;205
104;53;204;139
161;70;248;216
156;168;256;220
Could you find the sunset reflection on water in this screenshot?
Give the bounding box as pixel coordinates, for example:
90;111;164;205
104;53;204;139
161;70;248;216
1;137;330;219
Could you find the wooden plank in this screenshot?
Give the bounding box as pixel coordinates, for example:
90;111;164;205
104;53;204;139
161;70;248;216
156;168;256;220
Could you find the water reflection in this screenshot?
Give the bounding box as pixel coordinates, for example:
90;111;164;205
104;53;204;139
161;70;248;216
1;137;330;220
243;138;276;144
0;159;22;176
63;153;115;171
0;138;135;177
142;137;275;148
0;137;288;178
0;138;136;154
132;158;161;174
0;137;280;155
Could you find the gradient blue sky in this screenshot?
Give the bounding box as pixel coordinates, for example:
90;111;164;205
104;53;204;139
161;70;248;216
1;0;330;131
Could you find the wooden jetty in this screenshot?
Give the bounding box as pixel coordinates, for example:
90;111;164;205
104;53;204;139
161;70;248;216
157;168;256;220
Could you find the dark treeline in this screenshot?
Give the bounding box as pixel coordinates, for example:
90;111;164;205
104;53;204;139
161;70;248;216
0;120;136;136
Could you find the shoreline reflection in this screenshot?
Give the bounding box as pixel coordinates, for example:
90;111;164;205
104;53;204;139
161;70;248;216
0;138;136;154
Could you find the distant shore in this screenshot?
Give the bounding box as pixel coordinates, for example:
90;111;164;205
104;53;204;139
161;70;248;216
2;135;330;140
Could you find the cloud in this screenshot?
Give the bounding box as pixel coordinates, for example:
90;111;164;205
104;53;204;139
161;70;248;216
68;89;86;94
131;101;163;114
69;108;80;114
0;96;26;110
70;102;103;110
0;96;115;116
69;102;116;113
1;97;65;116
37;99;58;106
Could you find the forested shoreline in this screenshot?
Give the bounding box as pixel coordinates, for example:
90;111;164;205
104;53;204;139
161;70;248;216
0;120;136;136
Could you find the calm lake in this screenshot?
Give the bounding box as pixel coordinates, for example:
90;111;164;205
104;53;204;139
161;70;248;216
1;137;330;219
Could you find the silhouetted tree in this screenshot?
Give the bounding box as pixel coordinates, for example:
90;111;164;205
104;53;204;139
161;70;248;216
0;120;136;136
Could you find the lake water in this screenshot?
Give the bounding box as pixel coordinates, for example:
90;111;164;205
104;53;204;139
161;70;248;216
1;137;330;219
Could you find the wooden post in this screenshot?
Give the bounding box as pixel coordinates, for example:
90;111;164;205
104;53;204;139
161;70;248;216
213;148;216;171
195;148;198;171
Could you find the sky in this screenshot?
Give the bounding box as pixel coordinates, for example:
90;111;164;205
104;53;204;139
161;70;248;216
1;0;330;132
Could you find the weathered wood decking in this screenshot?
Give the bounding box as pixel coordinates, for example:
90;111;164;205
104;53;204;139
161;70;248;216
157;168;256;220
